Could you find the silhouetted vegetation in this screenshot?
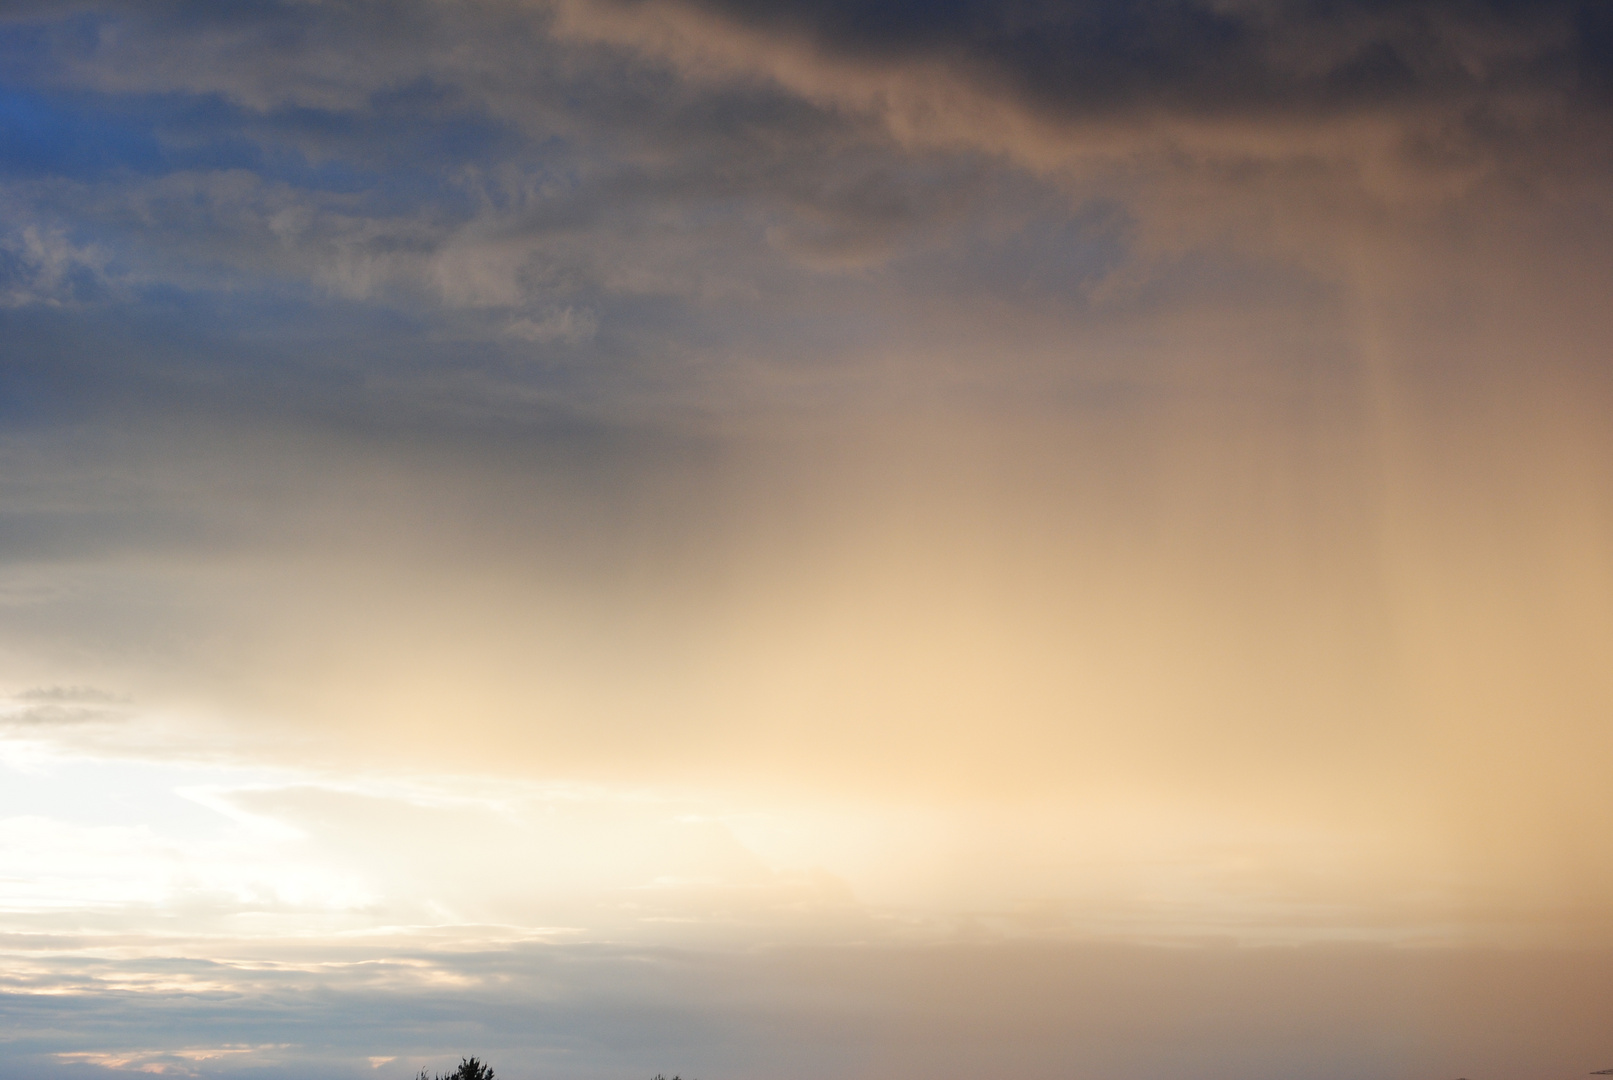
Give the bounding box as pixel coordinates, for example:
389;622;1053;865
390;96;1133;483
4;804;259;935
417;1058;494;1080
416;1059;692;1080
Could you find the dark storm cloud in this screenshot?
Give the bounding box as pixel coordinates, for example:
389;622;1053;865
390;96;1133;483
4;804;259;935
544;0;1613;211
1;0;1414;404
0;3;932;312
0;0;1157;452
670;0;1613;118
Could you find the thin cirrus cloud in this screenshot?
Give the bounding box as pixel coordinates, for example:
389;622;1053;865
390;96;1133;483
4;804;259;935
2;1;1613;1078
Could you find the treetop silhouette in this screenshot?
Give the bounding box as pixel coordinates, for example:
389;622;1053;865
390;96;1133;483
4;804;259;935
418;1057;494;1080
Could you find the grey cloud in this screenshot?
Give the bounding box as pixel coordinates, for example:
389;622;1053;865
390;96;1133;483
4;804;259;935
0;705;120;728
0;224;113;308
0;0;1062;279
668;0;1613;121
0;687;129;727
4;0;486;113
3;940;1613;1080
14;686;129;704
2;0;1373;418
548;0;1613;212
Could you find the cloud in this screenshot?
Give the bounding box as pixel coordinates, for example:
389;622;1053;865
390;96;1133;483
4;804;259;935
0;706;116;728
0;687;129;731
5;937;1613;1080
4;0;1502;427
504;308;599;343
0;224;111;307
553;0;1613;186
14;686;129;704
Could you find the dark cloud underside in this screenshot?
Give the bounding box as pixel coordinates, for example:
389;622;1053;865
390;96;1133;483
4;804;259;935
675;0;1613;113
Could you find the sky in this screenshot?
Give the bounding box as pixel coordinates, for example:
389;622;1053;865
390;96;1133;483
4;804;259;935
1;0;1612;1077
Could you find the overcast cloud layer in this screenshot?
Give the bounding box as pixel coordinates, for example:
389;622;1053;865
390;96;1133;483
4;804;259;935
3;2;1613;1078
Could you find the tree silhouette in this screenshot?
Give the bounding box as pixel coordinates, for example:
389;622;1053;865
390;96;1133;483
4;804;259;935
416;1058;494;1080
416;1059;689;1080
